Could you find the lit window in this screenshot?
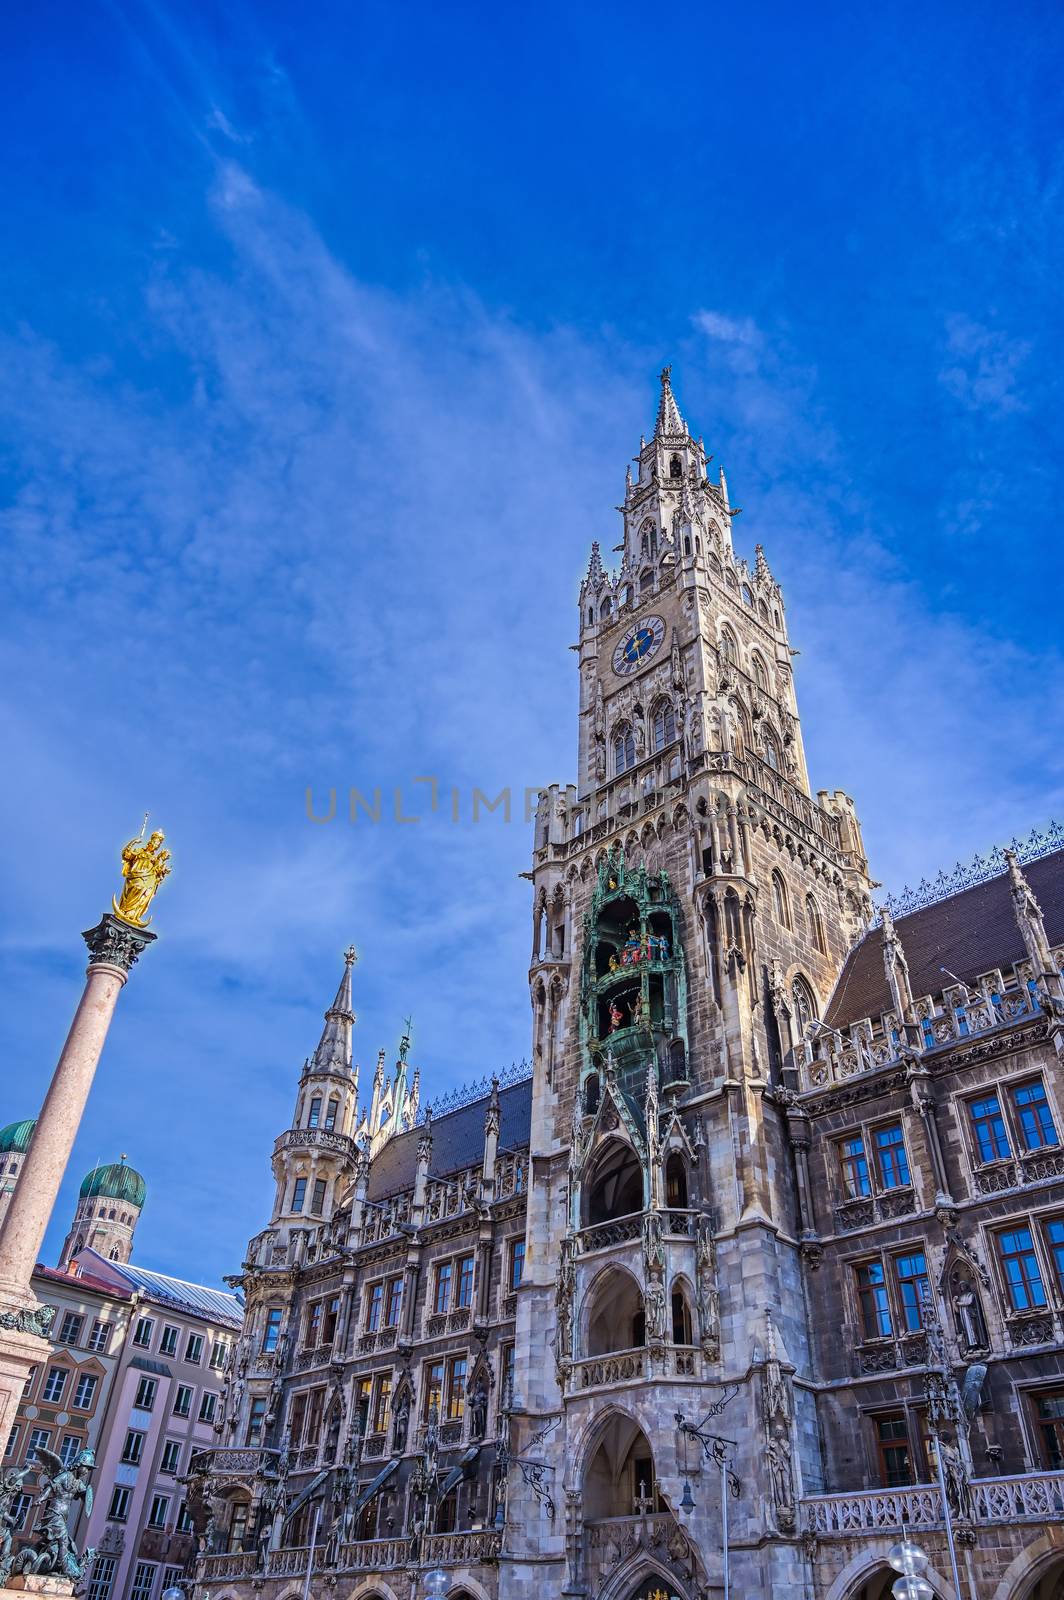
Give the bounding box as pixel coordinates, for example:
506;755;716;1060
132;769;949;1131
873;1125;911;1190
372;1374;392;1434
1010;1080;1059;1152
968;1094;1011;1163
446;1357;467;1422
997;1226;1047;1312
423;1361;444;1420
855;1262;893;1339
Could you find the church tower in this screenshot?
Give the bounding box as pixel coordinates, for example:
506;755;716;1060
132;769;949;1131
509;369;874;1600
59;1156;146;1267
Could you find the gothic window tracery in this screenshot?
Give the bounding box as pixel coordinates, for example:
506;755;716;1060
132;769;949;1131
669;453;683;479
651;698;676;752
613;723;636;776
772;870;791;929
751;651;769;690
791;975;817;1034
806;893;826;953
742;583;755;607
763;730;781;771
719;627;738;666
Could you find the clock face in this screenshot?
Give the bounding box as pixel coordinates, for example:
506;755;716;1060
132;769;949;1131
612;615;666;676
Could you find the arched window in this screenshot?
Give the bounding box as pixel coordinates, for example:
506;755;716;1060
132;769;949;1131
791;975;818;1035
600;597;611;620
652;699;676;751
758;598;770;622
751;652;768;690
772;870;791;929
709;553;723;577
671;1286;692;1345
742;584;755;607
719;628;738;666
806;894;826;954
669;454;683;479
621;584;633;607
763;731;781;771
639;567;654;595
613;724;636;776
584;1073;600;1115
587;606;594;625
640;520;658;557
683;534;692;556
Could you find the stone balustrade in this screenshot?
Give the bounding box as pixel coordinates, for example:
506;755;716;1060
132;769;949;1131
576;1347;646;1389
803;1470;1064;1538
202;1529;503;1581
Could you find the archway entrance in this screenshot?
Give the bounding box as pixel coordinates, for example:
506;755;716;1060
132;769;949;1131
1018;1557;1064;1600
844;1572;947;1600
583;1414;661;1519
585;1267;645;1355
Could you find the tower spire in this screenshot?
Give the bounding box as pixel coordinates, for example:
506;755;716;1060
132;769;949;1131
654;364;686;438
309;945;357;1076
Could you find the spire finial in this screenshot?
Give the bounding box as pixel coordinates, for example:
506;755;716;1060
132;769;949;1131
344;945;357;967
654;364;685;438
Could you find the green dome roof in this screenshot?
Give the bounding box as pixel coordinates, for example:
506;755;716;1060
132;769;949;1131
0;1119;36;1154
80;1158;146;1209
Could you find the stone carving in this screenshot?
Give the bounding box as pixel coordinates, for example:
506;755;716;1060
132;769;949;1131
644;1280;667;1344
0;1466;31;1585
391;1387;411;1453
695;1213;720;1358
761;1319;796;1532
11;1447;96;1581
0;1302;56;1339
950;1267;989;1353
83;913;156;974
112;821;171;926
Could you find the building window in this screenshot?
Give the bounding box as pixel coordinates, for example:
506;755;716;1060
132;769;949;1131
874;1413;912;1487
893;1251;929;1332
133;1316;155;1348
771;871;790;928
1010;1080;1059;1152
1044;1218;1064;1295
160;1325;179;1357
262;1308;284;1352
434;1262;453;1315
291;1177;308;1213
28;1427;51;1457
366;1282;384;1332
10;1493;31;1532
509;1240;525;1292
1031;1390;1064;1469
161;1569;182;1596
199;1392;217;1424
456;1255;475;1309
121;1430;145;1465
57;1312;84;1346
719;628;737;666
873;1124;911;1190
129;1562;157;1600
751;652;768;690
996;1226;1047;1312
763;732;781;771
4;1426;18;1460
59;1435;82;1466
87;1557;117;1600
856;1262;893;1339
838;1135;871;1199
134;1376;157;1411
148;1494;170;1529
108;1485;131;1522
372;1374;391;1434
968;1093;1011;1163
176;1502;194;1534
652;700;676;752
307;1096;322;1128
160;1440;181;1475
310;1178;327;1216
385;1277;404;1328
423;1362;445;1420
209;1340;228;1370
445;1356;467;1422
185;1333;204;1364
613;724;636;776
791;976;817;1035
305;1301;323;1347
88;1320;112;1353
324;1098;339;1132
73;1373;98;1410
246;1397;268;1445
172;1385;193;1418
22;1367;37;1398
501;1343;516;1407
806;894;826;954
42;1367;69;1405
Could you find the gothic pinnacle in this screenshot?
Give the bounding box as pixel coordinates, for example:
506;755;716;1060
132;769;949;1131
309;947;357;1075
654;364;686;438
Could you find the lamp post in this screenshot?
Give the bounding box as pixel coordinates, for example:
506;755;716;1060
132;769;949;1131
888;1538;934;1600
675;1409;741;1600
920;1287;967;1600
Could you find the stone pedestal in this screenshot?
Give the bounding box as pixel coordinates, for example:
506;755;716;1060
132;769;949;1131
0;913;155;1447
5;1577;76;1596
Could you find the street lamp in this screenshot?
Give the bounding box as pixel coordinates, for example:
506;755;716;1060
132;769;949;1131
888;1539;934;1600
422;1570;451;1597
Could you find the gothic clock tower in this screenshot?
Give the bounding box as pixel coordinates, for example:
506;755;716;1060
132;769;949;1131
505;369;874;1600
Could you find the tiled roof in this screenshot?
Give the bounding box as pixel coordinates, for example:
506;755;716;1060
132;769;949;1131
33;1262;134;1298
75;1248;243;1328
824;848;1064;1030
367;1078;532;1201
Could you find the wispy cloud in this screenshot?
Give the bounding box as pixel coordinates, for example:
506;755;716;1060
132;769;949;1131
938;313;1031;415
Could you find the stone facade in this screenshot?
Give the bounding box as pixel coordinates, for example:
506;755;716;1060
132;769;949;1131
190;371;1064;1600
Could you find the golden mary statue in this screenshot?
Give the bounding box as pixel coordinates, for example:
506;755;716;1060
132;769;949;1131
112;819;172;926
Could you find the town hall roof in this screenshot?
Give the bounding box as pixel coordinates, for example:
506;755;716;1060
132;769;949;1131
824;845;1064;1030
367;1076;532;1201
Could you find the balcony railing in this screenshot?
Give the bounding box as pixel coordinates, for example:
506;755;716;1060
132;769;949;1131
577;1213;642;1253
576;1348;646;1389
202;1529;503;1581
803;1471;1064;1538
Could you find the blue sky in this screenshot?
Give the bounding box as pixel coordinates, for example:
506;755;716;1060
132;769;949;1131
2;0;1062;1286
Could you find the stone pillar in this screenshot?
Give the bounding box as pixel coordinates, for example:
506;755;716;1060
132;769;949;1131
0;913;154;1447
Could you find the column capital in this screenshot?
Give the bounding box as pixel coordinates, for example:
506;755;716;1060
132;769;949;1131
82;912;157;975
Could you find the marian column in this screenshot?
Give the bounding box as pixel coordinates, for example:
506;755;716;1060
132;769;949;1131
0;827;170;1451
